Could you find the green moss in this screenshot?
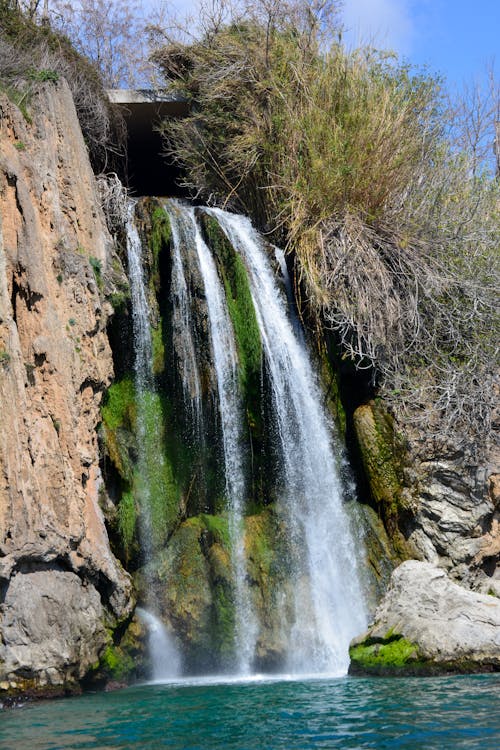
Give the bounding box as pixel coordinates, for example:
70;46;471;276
143;513;237;670
151;317;165;376
149;206;171;292
349;634;421;673
200;513;231;548
117;491;136;559
353;399;408;542
99;644;135;682
199;213;262;421
318;338;346;437
101;377;136;431
211;582;235;662
135;390;179;549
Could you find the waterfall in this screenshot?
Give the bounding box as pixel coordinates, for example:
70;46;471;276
125;201;182;678
126;197;367;678
164;202;258;675
210;208;368;675
126;201;154;556
164;201;203;428
137;609;181;681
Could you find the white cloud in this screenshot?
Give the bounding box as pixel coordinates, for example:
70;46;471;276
342;0;415;55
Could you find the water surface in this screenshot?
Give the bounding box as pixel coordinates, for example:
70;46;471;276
1;674;499;749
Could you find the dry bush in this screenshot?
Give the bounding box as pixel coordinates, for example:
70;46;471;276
0;1;126;172
153;0;499;450
97;172;129;238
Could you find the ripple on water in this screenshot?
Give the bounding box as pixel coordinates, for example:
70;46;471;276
1;674;499;750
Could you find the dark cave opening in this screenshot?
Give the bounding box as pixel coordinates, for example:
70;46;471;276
109;90;189;198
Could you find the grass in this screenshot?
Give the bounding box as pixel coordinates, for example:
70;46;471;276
156;8;499;448
89;256;103;290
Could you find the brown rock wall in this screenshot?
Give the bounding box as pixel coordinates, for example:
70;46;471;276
0;80;132;693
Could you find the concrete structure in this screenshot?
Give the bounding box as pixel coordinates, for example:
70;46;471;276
107;89;189;195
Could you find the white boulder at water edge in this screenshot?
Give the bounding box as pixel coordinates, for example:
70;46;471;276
349;561;500;675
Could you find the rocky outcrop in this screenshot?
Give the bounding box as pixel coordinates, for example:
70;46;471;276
354;400;500;594
401;433;499;594
349;560;500;675
0;80;132;696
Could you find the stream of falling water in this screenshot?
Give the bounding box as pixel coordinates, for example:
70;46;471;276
125;201;181;679
165;202;258;675
209;208;368;675
127;197;367;678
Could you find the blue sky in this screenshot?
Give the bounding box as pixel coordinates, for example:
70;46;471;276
342;0;499;87
161;0;499;89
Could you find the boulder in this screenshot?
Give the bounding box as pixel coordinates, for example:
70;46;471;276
349;560;500;675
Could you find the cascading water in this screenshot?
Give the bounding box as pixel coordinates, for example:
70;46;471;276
164;202;258;675
209;208;368;675
125;197;367;679
165;202;203;429
136;609;182;681
125;201;181;679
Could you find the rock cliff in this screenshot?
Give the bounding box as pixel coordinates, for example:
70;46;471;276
354;400;499;595
0;79;132;696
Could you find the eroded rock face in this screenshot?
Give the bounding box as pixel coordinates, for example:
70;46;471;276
0;80;132;695
354;400;499;594
349;560;500;675
402;437;499;594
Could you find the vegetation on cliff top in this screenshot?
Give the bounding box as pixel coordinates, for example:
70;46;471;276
0;0;125;171
152;0;499;451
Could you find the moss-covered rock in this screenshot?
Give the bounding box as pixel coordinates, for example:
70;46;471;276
349;633;422;675
353;400;410;547
349;561;500;676
100;378;179;560
141;514;236;672
244;507;296;669
198;212;262;427
86;615;147;688
317;336;347;437
101;377;137;482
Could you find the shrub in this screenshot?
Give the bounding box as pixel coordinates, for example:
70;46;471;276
0;1;126;172
154;0;499;449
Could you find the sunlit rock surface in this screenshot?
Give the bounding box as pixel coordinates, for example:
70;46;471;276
0;80;132;695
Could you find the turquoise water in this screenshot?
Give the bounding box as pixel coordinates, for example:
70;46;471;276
1;674;499;749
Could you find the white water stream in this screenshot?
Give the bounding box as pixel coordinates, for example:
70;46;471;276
210;208;368;675
165;202;258;675
127;198;367;678
126;201;182;677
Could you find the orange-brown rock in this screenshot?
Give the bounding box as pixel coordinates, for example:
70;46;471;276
0;80;132;694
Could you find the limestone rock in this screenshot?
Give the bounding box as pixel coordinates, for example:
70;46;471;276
354;398;499;592
349;560;500;675
0;80;132;696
